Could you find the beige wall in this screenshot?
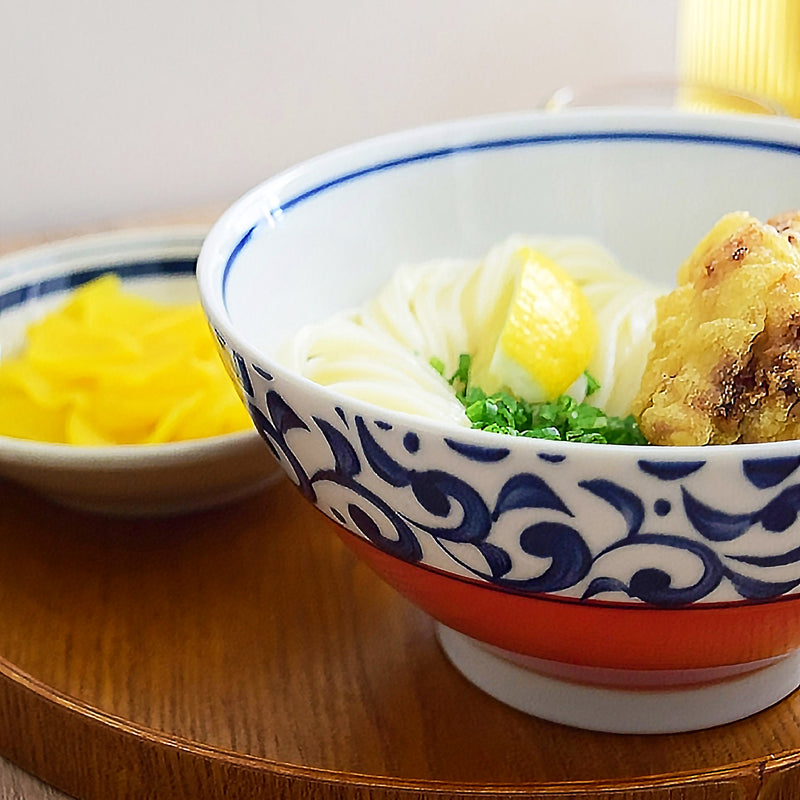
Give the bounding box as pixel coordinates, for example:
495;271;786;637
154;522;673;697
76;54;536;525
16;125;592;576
0;0;678;237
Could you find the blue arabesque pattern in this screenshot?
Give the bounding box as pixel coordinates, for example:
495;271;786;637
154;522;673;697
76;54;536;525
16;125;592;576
219;336;800;609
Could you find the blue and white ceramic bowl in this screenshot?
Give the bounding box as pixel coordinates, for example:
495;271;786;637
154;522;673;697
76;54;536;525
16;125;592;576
198;109;800;732
0;228;280;516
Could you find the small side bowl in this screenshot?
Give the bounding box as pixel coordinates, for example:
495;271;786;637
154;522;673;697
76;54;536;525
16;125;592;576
0;228;281;516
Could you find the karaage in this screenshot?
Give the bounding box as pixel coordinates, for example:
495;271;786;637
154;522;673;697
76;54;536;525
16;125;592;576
633;210;800;445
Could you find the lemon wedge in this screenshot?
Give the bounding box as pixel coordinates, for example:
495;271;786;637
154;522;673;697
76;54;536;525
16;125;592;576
471;247;598;402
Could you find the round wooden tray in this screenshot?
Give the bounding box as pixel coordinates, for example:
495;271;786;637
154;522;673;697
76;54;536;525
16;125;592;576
1;477;800;799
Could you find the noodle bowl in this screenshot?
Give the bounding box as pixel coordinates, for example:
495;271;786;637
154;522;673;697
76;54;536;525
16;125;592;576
199;109;800;733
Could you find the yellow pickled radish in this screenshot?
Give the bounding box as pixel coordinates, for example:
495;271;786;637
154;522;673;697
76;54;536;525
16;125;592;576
0;274;253;445
472;248;598;402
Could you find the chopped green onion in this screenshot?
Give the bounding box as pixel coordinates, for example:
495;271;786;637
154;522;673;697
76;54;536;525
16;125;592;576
584;370;601;397
438;354;648;445
429;356;446;376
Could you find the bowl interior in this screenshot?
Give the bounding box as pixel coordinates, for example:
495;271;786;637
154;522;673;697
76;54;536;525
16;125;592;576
202;110;800;359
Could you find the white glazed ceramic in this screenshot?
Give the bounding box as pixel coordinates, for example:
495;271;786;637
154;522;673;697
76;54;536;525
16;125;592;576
0;228;281;516
198;109;800;732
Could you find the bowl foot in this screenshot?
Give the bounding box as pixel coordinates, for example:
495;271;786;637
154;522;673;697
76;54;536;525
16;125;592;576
435;624;800;734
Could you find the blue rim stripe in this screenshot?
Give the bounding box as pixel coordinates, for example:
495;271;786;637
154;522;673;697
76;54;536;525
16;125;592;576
0;258;197;314
278;130;800;214
222;128;800;305
221;224;256;304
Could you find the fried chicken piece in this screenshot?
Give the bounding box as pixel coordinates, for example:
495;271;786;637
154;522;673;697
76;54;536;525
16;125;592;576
633;210;800;445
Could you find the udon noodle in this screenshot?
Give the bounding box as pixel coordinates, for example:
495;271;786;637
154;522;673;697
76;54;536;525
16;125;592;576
278;235;663;422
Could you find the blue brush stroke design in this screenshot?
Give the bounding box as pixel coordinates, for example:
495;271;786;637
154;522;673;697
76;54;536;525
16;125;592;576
308;480;422;562
638;460;705;480
755;484;800;532
444;439;510;462
356;417;411;488
248;392;313;500
743;456;800;489
408;470;492;543
723;568;800;601
728;542;800;567
320;476;424;559
582;576;628;598
538;453;566;463
682;487;755;542
586;533;723;606
307;420;423;561
314;417;361;477
492;473;572;521
579;479;644;537
232;352;254;397
476;542;513;578
495;522;591;593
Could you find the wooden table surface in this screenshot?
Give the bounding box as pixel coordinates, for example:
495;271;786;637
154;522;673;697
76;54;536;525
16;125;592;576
5;472;800;800
0;215;207;800
3;218;800;799
0;214;217;800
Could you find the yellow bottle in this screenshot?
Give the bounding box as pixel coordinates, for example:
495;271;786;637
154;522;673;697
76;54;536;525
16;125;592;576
678;0;800;116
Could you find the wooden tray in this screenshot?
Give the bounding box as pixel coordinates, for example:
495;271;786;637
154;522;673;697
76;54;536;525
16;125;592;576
1;477;800;799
